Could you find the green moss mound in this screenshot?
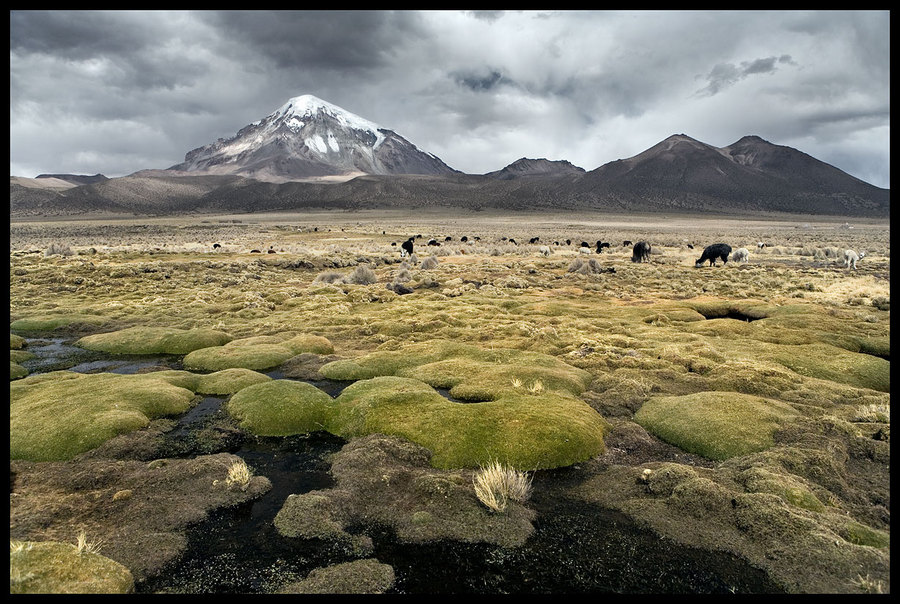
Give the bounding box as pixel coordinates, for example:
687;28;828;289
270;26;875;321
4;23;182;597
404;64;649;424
226;379;334;436
10;540;135;594
635;391;800;460
327;376;608;470
11;333;26;349
319;339;594;399
11;360;29;380
277;559;395;594
183;332;334;371
149;368;272;395
769;343;890;393
10;314;105;332
75;326;232;355
10;371;196;461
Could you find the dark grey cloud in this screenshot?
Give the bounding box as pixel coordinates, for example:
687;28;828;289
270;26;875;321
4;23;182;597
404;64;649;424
696;55;796;96
198;11;425;72
9;10;891;189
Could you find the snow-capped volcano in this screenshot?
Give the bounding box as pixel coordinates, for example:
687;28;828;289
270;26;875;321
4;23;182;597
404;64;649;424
168;94;459;181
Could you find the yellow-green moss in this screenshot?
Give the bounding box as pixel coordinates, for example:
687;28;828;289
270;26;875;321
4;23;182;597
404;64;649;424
10;371;196;461
11;333;26;349
226;379;334;436
10;314;106;332
75;326;232;355
326;376;608;470
11;360;29;380
768;343;889;393
10;540;134;594
635;391;800;460
183;333;334;372
319;339;594;400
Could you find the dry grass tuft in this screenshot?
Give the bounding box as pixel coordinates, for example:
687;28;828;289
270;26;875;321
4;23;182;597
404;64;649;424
224;457;254;490
74;530;104;555
473;460;533;512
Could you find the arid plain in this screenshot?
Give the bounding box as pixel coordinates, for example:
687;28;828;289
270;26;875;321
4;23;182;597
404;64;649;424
10;210;890;594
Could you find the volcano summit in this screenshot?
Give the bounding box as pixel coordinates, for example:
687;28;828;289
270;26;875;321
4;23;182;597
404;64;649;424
168;95;460;182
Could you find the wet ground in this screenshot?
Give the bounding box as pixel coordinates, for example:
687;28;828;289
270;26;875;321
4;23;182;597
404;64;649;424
15;337;785;594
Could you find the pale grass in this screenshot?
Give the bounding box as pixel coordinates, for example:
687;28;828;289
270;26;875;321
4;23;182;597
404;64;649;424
850;573;885;594
527;380;544;394
74;530;104;555
853;403;890;423
473;460;533;513
10;540;32;555
224;457;253;490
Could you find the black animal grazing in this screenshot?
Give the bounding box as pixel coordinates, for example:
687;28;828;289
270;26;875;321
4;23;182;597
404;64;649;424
445;236;452;242
566;239;571;246
595;241;611;253
580;241;590;248
686;244;694;249
696;243;732;267
461;236;468;242
623;240;632;247
401;238;414;258
427;239;441;246
212;243;221;249
508;238;517;245
529;237;540;244
631;241;651;263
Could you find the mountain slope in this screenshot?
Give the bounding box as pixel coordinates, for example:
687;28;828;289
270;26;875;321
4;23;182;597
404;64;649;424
572;134;890;215
168;95;460;180
484;158;586;179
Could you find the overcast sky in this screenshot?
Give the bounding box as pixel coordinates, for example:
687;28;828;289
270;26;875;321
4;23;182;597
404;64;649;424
10;10;891;189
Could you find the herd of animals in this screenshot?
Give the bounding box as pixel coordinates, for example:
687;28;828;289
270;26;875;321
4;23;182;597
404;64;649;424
387;235;868;270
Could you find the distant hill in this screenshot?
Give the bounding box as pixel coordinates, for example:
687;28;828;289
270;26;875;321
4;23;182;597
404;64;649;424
484;158;586;180
35;173;109;186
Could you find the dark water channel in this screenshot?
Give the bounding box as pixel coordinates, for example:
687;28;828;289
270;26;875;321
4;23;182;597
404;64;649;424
15;337;785;594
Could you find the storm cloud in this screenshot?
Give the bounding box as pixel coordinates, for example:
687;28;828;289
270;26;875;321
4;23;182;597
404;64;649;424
10;10;890;189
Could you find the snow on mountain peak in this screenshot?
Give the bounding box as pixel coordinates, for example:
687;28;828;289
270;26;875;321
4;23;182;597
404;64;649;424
272;94;385;148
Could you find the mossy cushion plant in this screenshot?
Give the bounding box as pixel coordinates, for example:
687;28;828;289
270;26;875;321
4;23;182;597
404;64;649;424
227;379;333;436
150;368;272;395
10;540;135;594
10;313;106;332
183;332;334;372
635;391;800;461
326;376;609;470
318;339;594;399
75;326;232;355
10;371;196;461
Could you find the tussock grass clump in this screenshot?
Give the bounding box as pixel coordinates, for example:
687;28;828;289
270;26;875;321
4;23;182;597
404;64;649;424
44;242;74;257
223;458;254;491
419;255;440;270
347;265;378;285
76;326;232;355
473;460;533;512
10;371;196;461
10;539;134;594
852;403;889;423
635;391;800;460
